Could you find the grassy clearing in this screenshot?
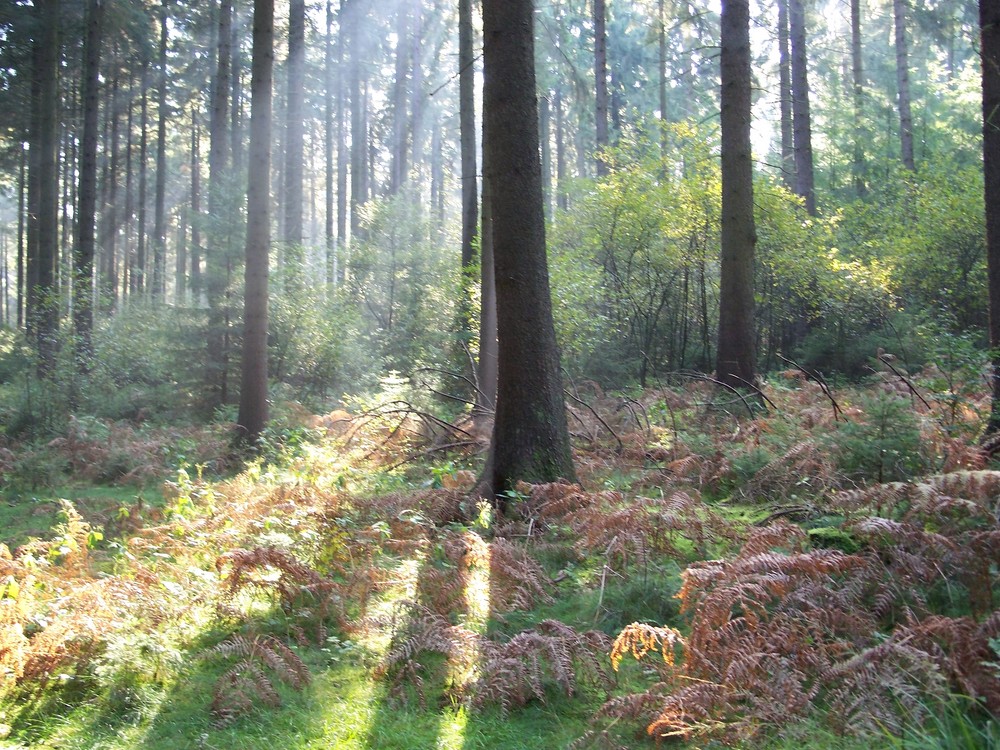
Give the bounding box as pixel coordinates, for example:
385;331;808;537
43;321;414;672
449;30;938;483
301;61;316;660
1;377;999;749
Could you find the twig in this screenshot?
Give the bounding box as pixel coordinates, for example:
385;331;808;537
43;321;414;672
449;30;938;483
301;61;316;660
564;389;624;453
671;371;757;418
778;354;846;422
878;355;931;410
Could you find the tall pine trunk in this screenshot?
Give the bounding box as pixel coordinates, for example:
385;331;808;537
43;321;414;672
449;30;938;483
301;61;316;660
851;0;866;195
593;0;609;176
981;0;1000;431
893;0;916;171
74;0;103;365
789;0;816;214
778;0;794;188
237;0;274;441
482;0;576;502
283;0;305;274
152;0;169;300
716;0;757;389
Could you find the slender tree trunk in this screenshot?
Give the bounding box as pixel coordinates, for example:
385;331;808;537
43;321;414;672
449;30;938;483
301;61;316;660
231;1;244;177
778;0;794;188
540;94;551;220
152;0;169;300
716;0;757;389
237;0;274;441
190;112;202;300
851;0;866;195
348;0;366;242
483;0;576;502
981;0;1000;431
459;0;477;271
555;87;567;212
475;116;497;425
337;1;348;280
593;0;609;176
17;141;25;329
283;0;305;263
135;64;149;295
658;0;668;152
208;0;233;403
325;0;336;286
100;69;120;311
32;0;61;375
789;0;816;214
893;0;916;171
389;3;410;195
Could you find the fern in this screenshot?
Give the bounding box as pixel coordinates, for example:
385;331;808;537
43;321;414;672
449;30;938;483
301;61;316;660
209;633;311;726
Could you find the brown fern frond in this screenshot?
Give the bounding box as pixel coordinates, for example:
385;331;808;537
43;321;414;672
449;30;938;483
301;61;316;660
609;622;684;672
487;538;553;616
211;661;282;726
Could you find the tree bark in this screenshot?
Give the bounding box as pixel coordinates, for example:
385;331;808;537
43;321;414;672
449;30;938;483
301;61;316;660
237;0;274;441
283;0;305;260
31;0;60;375
483;0;576;502
894;0;916;171
593;0;609;176
459;0;477;271
190;111;202;300
74;0;103;365
325;0;336;286
716;0;757;389
208;0;233;403
789;0;816;214
981;0;1000;431
152;0;169;300
851;0;866;195
777;0;794;188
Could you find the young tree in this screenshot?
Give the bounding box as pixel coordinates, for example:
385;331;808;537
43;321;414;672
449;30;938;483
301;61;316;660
237;0;274;441
716;0;757;389
981;0;1000;432
482;0;576;503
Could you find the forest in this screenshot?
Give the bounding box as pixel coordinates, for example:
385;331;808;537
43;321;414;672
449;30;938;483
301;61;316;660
0;0;999;747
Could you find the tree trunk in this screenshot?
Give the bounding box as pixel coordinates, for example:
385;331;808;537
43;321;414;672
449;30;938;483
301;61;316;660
475;115;497;426
283;0;305;272
348;0;366;242
593;0;609;177
17;141;25;329
190;112;202;301
789;0;816;214
555;87;567;212
153;0;169;300
658;0;668;151
135;64;149;296
389;3;410;195
337;1;348;280
893;0;916;171
851;0;866;195
716;0;757;389
778;0;794;188
483;0;576;503
208;0;233;404
325;0;335;286
981;0;1000;431
459;0;477;271
237;0;274;441
31;0;60;375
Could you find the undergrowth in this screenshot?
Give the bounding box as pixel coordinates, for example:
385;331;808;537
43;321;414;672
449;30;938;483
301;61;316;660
0;369;998;749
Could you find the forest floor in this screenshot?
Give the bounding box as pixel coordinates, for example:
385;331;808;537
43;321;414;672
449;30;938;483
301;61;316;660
0;374;999;749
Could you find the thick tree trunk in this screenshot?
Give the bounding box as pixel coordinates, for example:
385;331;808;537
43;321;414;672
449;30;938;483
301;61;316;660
716;0;757;389
593;0;609;176
483;0;576;502
981;0;1000;431
31;0;60;375
789;0;816;214
851;0;866;195
237;0;274;441
894;0;916;171
778;0;794;188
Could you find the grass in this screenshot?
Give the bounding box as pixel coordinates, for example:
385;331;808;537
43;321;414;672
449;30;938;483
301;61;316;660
2;376;999;750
